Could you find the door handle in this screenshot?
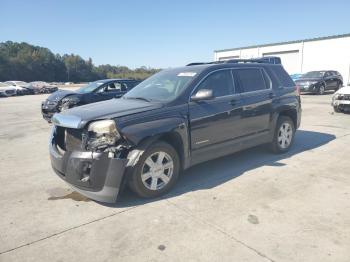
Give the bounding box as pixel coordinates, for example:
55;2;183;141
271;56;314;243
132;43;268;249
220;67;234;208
230;99;237;106
269;93;276;99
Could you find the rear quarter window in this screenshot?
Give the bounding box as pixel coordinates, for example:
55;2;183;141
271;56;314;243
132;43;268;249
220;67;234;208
235;68;267;93
270;66;295;87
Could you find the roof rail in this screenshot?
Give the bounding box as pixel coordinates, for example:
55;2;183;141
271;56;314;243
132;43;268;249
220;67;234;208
225;56;281;64
186;62;207;66
186;56;281;66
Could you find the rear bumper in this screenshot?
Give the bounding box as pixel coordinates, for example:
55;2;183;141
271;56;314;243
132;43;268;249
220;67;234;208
49;131;128;203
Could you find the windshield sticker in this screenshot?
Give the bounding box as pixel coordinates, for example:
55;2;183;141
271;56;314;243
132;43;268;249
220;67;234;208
177;72;197;77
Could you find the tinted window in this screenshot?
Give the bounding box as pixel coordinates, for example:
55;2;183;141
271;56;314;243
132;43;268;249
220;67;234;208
126;81;139;89
197;70;234;97
106;82;121;91
236;68;267;92
270;66;295;87
324;71;331;77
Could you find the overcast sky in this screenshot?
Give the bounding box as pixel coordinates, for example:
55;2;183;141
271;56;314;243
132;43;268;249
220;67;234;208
1;0;350;68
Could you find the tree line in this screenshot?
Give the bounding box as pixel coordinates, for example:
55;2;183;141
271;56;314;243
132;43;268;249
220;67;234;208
0;41;160;82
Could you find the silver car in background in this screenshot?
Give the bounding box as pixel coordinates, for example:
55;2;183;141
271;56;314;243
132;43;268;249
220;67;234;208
4;81;31;95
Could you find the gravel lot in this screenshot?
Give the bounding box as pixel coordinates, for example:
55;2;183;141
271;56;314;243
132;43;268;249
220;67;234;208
0;91;350;262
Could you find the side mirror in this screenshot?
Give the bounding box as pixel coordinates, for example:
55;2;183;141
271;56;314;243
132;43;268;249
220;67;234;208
191;89;214;101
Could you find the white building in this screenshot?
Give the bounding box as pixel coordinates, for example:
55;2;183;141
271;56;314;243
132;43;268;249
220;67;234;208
214;33;350;85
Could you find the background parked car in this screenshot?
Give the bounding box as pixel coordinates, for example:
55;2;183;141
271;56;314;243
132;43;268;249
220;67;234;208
41;78;141;122
332;86;350;113
4;81;31;95
27;81;58;94
0;82;17;97
295;70;343;95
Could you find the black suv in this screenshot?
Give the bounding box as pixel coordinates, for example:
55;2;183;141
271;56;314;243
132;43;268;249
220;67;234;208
49;57;301;203
295;70;343;95
41;79;141;122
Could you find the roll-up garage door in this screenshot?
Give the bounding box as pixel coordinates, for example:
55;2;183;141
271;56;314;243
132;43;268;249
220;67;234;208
263;50;300;74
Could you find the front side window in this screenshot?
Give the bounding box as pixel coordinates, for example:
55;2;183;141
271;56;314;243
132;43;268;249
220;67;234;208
235;68;267;92
105;82;121;92
196;70;234;97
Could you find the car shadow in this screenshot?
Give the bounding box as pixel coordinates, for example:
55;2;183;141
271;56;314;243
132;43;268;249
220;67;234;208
101;130;335;208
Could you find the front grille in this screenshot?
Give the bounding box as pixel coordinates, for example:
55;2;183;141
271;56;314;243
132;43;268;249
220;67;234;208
56;126;84;151
337;95;350;101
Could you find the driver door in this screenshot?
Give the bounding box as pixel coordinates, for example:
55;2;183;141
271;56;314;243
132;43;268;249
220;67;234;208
189;69;243;160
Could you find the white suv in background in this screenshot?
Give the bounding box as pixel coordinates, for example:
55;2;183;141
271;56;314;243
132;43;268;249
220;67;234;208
0;82;17;97
332;85;350;113
5;81;31;95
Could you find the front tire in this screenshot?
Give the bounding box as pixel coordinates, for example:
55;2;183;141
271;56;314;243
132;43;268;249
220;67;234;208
318;84;325;95
270;116;295;153
128;141;180;198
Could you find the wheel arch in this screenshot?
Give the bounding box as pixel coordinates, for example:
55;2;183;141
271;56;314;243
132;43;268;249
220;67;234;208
120;117;190;170
278;108;298;129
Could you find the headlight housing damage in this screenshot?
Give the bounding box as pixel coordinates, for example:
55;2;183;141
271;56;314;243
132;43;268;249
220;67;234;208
86;120;121;151
60;96;80;111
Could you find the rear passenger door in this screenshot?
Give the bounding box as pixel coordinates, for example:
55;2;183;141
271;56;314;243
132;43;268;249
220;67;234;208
234;68;273;138
324;71;336;89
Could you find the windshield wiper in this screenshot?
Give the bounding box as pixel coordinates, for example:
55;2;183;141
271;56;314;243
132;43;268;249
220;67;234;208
125;96;152;102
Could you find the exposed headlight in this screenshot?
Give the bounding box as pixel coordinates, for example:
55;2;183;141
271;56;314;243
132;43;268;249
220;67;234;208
60;96;80;111
86;120;120;151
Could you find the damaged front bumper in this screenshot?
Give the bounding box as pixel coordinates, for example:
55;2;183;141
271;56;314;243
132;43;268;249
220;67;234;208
49;129;130;203
41;101;59;122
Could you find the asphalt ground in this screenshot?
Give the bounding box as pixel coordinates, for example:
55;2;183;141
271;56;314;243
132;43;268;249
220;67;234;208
0;91;350;262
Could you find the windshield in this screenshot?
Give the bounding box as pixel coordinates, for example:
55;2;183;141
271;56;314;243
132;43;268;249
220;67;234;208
301;71;325;78
77;81;105;94
124;68;199;102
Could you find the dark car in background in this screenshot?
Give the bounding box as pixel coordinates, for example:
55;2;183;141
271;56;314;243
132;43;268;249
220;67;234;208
295;70;343;95
41;79;141;122
27;81;58;94
48;57;301;203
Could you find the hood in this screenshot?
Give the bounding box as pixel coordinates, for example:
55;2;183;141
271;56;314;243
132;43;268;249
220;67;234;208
295;77;322;83
335;86;350;95
47;89;77;102
0;85;16;91
52;98;162;129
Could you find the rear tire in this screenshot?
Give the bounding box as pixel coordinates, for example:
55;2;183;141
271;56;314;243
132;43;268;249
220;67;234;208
335;81;342;91
334;106;341;113
128;141;180;198
270;116;295;154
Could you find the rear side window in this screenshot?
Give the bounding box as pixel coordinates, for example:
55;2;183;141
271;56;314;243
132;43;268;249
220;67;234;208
269;66;295;87
235;68;267;93
197;70;234;97
126;81;139;89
